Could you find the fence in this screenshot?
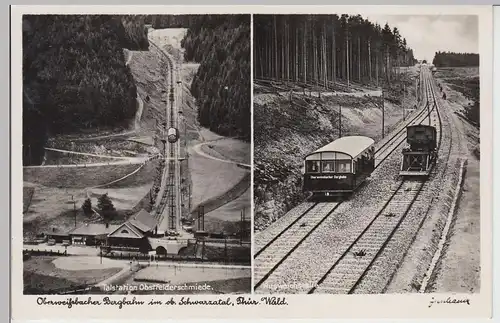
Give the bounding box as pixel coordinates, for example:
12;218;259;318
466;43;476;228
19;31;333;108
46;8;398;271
23;249;68;257
104;252;200;262
24;285;96;295
23;239;46;245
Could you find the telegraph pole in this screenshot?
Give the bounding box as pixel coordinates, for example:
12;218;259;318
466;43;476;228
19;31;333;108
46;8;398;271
429;103;431;126
339;105;342;138
188;184;191;214
346;32;350;90
67;195;77;228
428;94;431;126
381;89;385;139
403;84;406;121
201;205;205;231
415;78;418;103
240;209;245;245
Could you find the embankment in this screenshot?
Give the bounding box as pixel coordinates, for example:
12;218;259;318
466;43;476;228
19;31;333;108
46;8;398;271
385;158;468;293
254;79;418;231
101;159;159;188
191;172;250;217
23;163;140;188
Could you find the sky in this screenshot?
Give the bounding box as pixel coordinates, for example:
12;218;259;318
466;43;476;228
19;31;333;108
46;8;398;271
364;15;478;62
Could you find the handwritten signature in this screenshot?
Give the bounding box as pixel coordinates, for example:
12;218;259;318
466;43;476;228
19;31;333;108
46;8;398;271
428;296;471;308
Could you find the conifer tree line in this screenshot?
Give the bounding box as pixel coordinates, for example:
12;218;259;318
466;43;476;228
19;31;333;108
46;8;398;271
145;15;251;141
432;51;479;67
146;15;251;141
23;15;149;166
181;15;251;141
253;14;417;88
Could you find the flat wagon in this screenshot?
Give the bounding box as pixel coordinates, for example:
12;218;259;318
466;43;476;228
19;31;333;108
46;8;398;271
400;125;437;176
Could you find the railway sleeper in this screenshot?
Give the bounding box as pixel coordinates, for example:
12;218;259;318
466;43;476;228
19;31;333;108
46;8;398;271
315;286;351;294
350;243;385;253
317;277;358;291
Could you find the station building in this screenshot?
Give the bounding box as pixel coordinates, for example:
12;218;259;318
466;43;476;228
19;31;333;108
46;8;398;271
44;209;158;251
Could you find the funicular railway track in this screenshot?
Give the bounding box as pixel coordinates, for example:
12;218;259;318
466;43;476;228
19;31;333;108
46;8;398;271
254;67;443;292
150;40;181;231
310;68;443;294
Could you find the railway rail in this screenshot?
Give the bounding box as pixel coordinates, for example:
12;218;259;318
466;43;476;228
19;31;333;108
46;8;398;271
255;74;435;256
254;67;444;293
310;67;443;294
254;202;340;288
149;40;182;232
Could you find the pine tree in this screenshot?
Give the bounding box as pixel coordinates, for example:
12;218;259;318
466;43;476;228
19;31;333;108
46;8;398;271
82;198;93;216
254;14;417;88
97;193;116;221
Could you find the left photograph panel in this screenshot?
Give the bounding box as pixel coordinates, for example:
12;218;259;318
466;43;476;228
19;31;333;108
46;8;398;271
22;14;251;295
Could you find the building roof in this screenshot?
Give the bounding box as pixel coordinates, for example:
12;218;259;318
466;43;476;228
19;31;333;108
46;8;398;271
46;227;71;236
70;223;120;236
128;209;157;233
108;222;144;239
308;136;375;159
47;232;71;237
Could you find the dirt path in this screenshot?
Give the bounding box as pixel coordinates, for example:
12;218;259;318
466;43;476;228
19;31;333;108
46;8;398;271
25;147;151;168
427;86;480;293
134;94;144;131
192;141;251;169
125;50;134;66
43;147;136;160
24;159;146;168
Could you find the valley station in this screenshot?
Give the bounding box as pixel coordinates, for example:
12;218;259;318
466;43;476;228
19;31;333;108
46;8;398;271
44;209;185;255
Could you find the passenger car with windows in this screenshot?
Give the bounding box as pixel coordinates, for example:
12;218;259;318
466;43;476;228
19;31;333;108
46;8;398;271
303;136;375;198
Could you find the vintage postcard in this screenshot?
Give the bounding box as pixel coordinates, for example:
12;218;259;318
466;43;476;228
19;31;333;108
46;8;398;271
11;4;492;320
13;6;252;318
252;5;491;319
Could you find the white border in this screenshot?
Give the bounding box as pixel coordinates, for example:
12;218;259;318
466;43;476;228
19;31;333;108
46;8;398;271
250;13;255;293
11;5;493;320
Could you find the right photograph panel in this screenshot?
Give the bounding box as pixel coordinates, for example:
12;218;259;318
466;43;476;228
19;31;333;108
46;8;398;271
253;14;480;295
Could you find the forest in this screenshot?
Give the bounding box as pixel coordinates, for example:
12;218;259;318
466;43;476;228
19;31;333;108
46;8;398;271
181;15;251;141
432;52;479;67
23;15;149;166
253;15;417;88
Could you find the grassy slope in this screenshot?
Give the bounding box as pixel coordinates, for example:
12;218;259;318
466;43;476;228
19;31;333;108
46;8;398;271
204;138;250;165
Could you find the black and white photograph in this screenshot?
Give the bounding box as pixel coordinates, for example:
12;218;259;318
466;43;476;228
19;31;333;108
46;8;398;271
22;14;251;295
253;14;482;295
10;5;493;321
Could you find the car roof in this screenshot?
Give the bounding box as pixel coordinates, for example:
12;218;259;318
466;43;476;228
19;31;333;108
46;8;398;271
407;125;436;129
307;136;375;159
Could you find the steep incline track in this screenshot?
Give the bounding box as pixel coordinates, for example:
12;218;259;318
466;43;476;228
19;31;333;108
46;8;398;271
254;67;444;294
149;40;182;233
